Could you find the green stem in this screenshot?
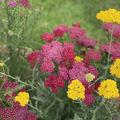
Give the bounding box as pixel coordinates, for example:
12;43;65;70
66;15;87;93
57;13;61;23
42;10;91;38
104;25;115;78
91;98;105;120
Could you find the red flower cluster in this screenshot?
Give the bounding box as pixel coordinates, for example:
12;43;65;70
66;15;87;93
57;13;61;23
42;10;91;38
53;24;68;37
44;75;64;93
3;80;18;102
41;24;97;48
0;103;37;120
28;23;117;106
41;33;54;42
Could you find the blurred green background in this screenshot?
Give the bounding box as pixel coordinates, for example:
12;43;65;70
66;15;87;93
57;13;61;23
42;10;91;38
0;0;120;49
28;0;120;48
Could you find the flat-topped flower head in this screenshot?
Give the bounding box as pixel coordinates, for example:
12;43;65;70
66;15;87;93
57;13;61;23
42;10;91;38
110;59;120;78
67;79;85;100
98;79;119;99
96;9;120;24
15;92;29;107
74;56;83;62
85;73;95;82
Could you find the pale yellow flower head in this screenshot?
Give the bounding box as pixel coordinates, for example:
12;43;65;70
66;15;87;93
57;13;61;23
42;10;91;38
85;73;95;82
15;92;29;107
67;79;85;100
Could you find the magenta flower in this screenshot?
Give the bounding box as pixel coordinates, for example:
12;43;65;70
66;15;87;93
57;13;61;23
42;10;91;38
101;42;120;60
3;80;18;101
78;37;97;48
44;75;64;93
84;94;95;106
40;58;54;73
87;65;99;79
41;41;63;63
8;1;17;7
69;26;85;40
103;23;120;39
3;80;18;89
59;66;69;80
27;51;43;68
85;49;102;61
0;103;37;120
69;62;88;85
83;82;99;106
61;43;75;67
53;24;68;37
41;32;54;42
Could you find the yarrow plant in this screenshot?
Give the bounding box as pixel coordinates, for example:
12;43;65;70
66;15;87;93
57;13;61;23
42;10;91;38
1;5;120;120
26;8;120;118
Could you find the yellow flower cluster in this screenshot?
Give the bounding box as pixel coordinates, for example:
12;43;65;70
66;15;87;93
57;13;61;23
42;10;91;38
98;79;119;99
85;73;95;82
96;9;120;24
67;79;85;100
110;59;120;78
74;56;83;62
15;92;29;107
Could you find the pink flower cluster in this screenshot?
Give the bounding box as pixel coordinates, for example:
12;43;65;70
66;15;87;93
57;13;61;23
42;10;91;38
3;80;18;102
0;78;37;120
101;42;120;60
27;23;102;106
0;103;37;120
41;23;97;48
85;49;102;62
44;75;64;93
103;23;120;39
5;0;30;8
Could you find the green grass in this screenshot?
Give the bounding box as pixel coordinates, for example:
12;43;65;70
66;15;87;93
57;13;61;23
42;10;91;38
21;0;120;49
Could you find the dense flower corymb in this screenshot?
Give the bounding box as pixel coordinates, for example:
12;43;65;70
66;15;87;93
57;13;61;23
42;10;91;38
96;9;120;24
110;59;120;78
67;79;85;100
98;79;119;99
15;92;29;107
0;103;37;120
